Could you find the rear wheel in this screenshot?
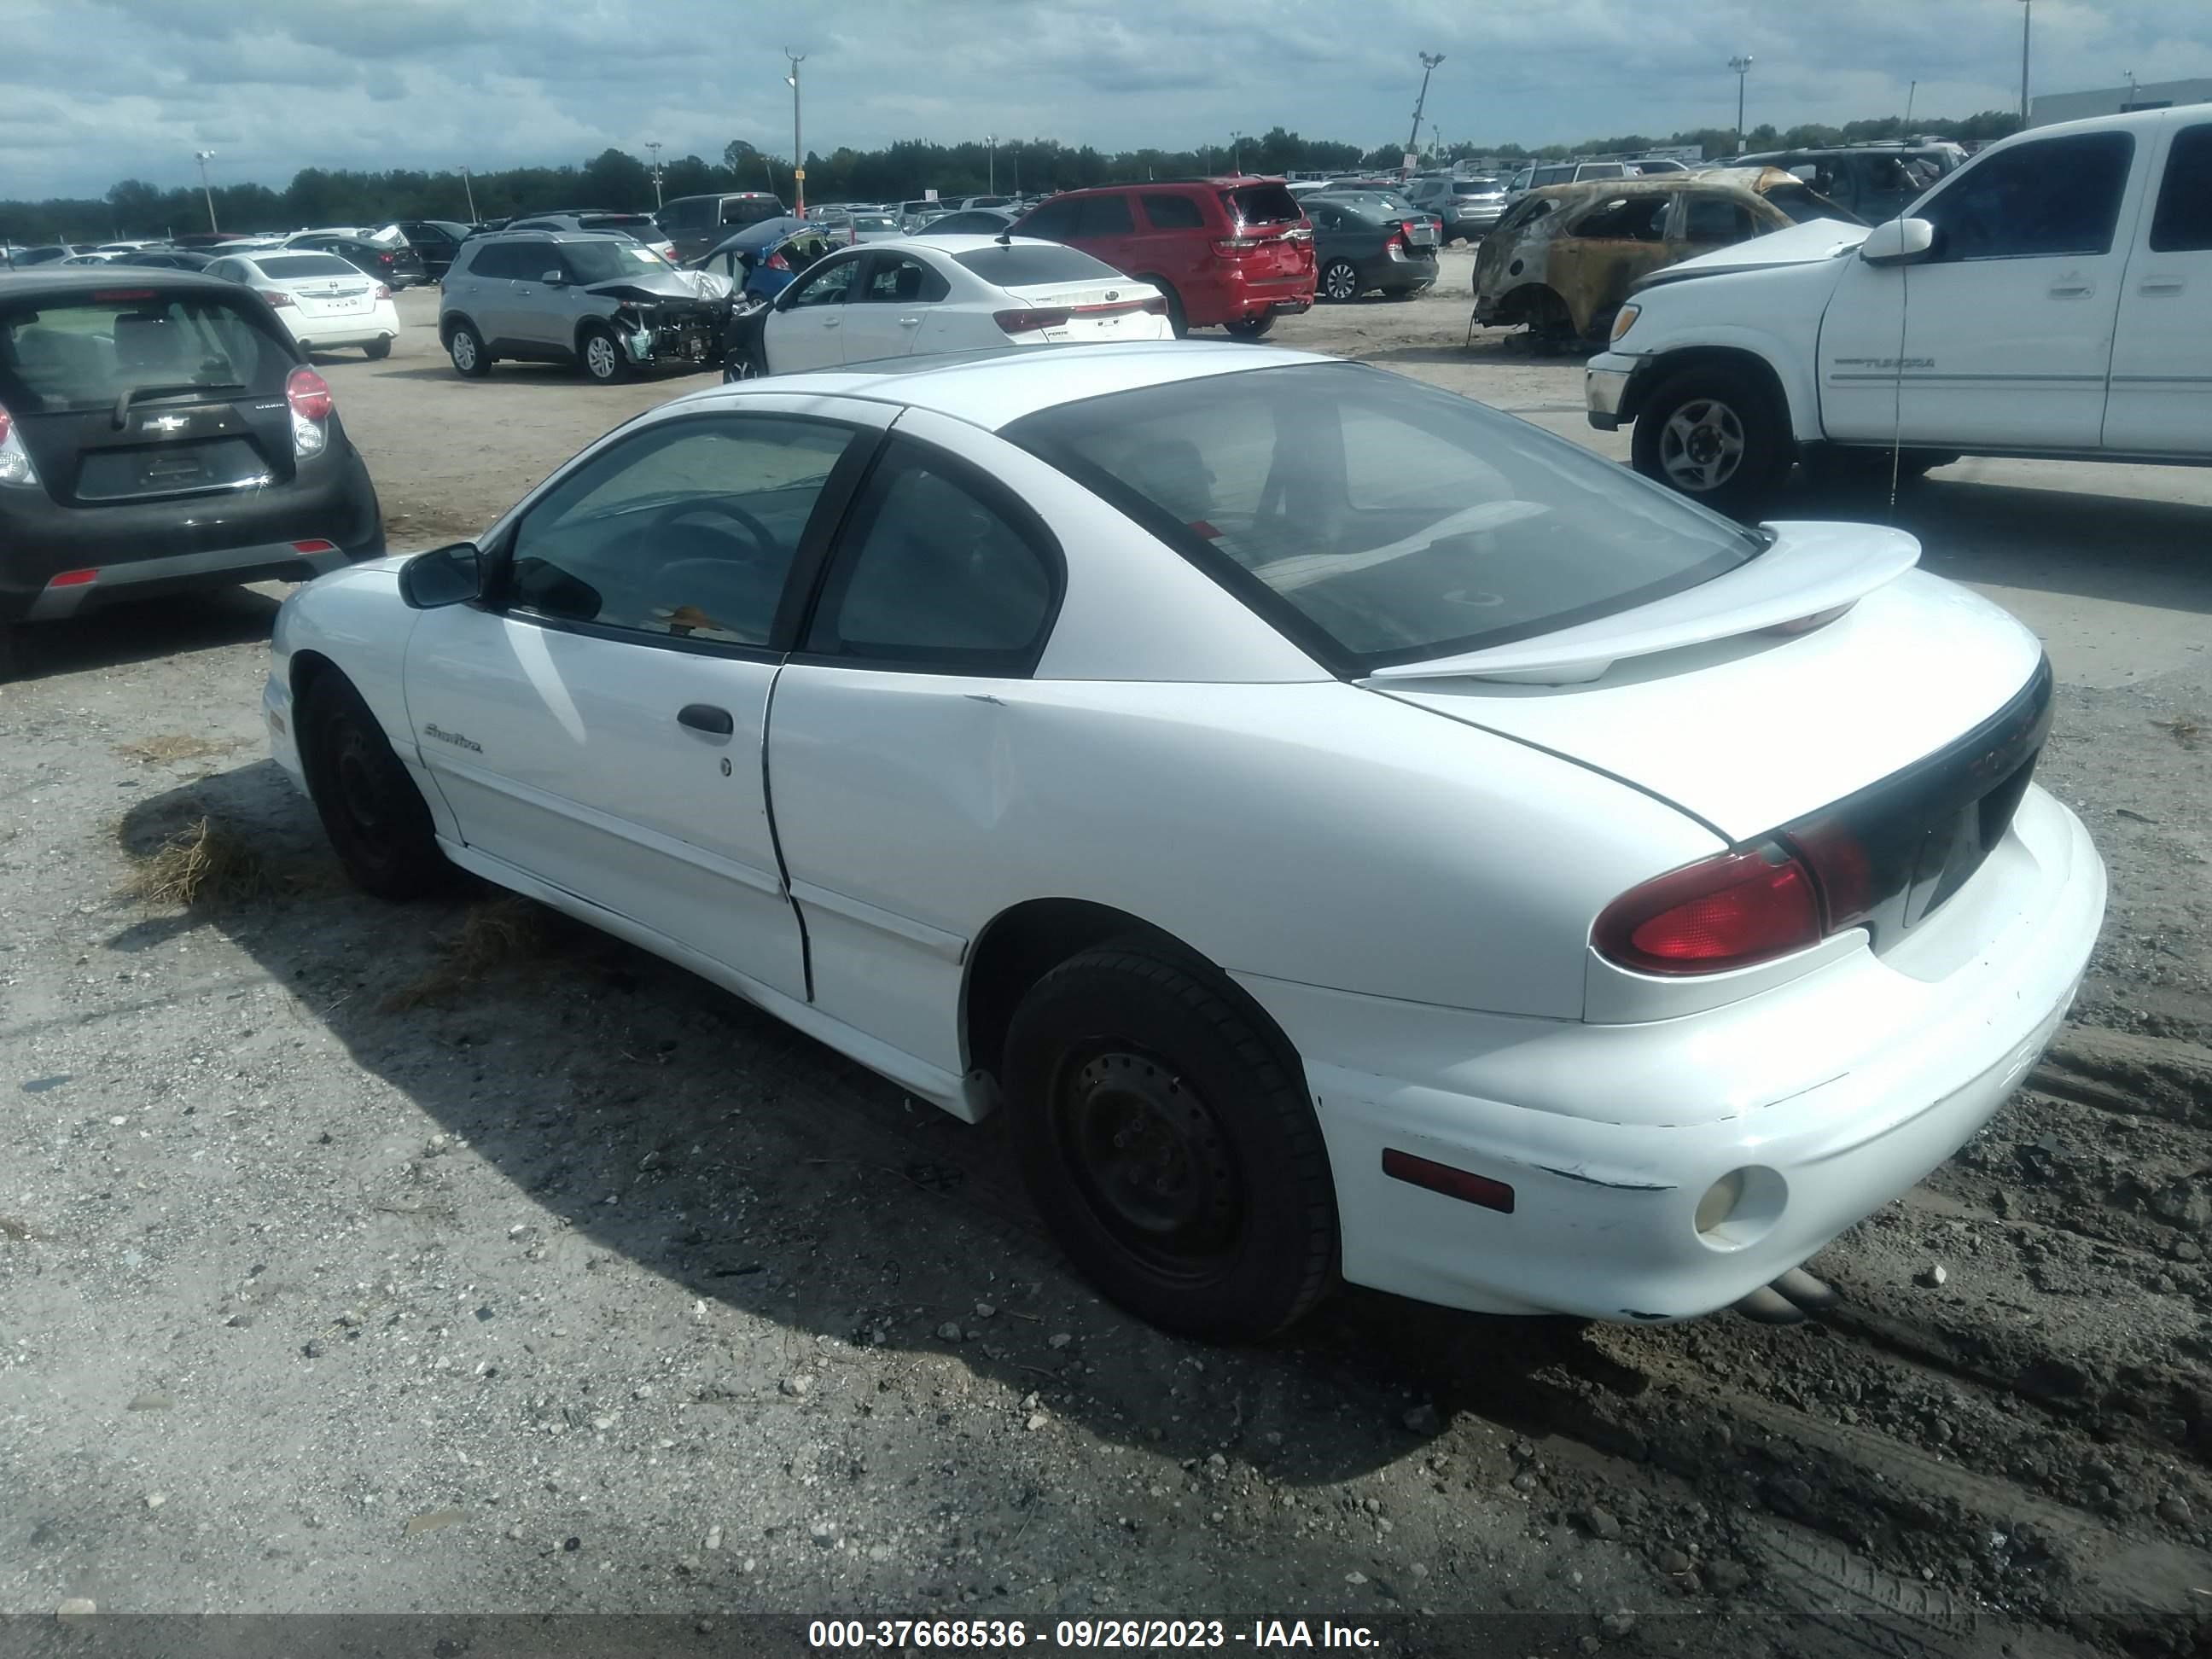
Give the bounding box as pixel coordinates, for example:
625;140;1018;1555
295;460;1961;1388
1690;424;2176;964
1004;943;1338;1339
1320;260;1361;303
1223;312;1276;340
579;325;632;383
445;321;490;379
1632;364;1793;517
364;337;393;361
298;672;450;900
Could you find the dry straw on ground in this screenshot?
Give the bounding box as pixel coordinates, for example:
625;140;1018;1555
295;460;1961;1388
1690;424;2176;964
112;734;235;766
120;816;275;910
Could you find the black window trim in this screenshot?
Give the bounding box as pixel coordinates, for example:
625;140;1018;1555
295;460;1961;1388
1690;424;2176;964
783;432;1068;680
478;408;885;663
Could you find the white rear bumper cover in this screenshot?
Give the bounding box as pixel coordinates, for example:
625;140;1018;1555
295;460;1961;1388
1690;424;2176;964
1237;786;2104;1320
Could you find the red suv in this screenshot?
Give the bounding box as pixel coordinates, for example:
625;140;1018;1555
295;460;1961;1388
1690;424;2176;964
1010;177;1314;337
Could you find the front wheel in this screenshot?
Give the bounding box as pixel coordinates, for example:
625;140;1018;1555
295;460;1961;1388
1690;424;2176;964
1319;260;1361;303
445;321;490;379
1004;944;1338;1339
298;673;451;900
579;325;632;384
1223;312;1276;340
1631;364;1793;517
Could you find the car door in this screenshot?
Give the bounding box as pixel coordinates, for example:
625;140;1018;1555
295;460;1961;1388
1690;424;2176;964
763;251;863;372
503;239;572;353
1816;129;2141;447
766;420;1065;1084
402;404;887;1000
841;250;954;362
2104;118;2212;454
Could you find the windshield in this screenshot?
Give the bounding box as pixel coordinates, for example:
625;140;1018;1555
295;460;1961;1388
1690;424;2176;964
0;293;293;414
1010;363;1759;670
255;253;363;278
565;241;672;282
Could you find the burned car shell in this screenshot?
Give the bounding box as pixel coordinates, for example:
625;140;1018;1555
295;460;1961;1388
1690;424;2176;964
1473;168;1860;344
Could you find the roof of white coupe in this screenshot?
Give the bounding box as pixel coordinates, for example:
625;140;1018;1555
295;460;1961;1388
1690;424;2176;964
672;340;1339;432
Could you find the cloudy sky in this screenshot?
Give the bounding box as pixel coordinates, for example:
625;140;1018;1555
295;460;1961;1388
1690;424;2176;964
6;0;2209;200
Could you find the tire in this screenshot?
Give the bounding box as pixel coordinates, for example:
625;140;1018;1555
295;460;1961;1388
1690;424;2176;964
1223;312;1276;340
1003;943;1338;1340
364;337;393;361
1632;363;1793;516
579;324;631;383
1319;260;1361;303
297;672;450;901
445;320;490;379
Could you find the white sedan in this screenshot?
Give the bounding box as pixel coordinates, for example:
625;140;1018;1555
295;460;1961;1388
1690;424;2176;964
726;235;1170;379
202;249;402;359
262;343;2104;1338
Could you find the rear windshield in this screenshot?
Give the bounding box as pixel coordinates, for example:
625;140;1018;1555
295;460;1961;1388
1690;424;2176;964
952;245;1118;285
0;293;294;414
580;215;657;235
254;254;362;278
1009;362;1758;671
1224;183;1301;226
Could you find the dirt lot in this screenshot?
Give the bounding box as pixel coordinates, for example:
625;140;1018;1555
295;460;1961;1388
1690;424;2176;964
3;247;2211;1655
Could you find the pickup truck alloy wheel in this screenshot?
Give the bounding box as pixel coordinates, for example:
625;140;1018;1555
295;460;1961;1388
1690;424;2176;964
1659;397;1746;492
1321;260;1360;302
1004;944;1338;1338
1632;364;1790;515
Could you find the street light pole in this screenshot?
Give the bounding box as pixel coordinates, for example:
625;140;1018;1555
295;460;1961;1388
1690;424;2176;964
1729;55;1755;150
2123;68;2138;111
1406;51;1444;171
460;165;477;222
193;149;218;232
646;140;663;208
2018;0;2032;126
987;134;997;195
784;50;806;214
1231;129;1244;173
1906;79;1917;125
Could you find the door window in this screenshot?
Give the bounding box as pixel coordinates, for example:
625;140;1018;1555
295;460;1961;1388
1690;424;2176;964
803;440;1058;672
2149;123;2212;252
1681;195;1758;242
1571;196;1668;242
785;256;862;306
1017;198;1081;240
857;255;949;304
504;416;861;648
1075;195;1136;237
1140;194;1206;230
1918;132;2135;261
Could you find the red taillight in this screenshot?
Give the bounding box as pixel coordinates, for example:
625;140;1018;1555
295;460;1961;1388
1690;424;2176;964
47;568;97;588
1593;841;1823;975
92;288;156;301
286;364;332;422
766;251;790;271
1382;1149;1515;1214
259;288;296;309
373;282;393;300
993;307;1072;335
289;538;336;554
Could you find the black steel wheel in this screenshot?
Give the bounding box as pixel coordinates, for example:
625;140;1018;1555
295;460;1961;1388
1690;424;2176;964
299;673;450;900
1004;943;1337;1338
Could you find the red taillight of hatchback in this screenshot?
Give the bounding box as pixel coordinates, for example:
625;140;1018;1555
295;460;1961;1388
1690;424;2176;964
286;364;332;458
1592;841;1823;975
0;403;40;488
765;250;791;271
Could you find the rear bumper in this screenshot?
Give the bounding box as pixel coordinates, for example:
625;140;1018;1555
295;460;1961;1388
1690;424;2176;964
279;304;401;351
1238;786;2105;1321
1194;269;1315;327
0;443;383;624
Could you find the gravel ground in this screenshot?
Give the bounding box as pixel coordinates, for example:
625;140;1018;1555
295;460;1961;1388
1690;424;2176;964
3;248;2210;1655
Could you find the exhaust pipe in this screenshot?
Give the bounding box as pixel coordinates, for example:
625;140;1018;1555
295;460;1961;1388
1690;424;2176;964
1733;1266;1840;1325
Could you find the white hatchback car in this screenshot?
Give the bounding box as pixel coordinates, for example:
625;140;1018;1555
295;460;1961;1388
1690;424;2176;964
728;236;1169;378
263;343;2104;1339
202;249;402;359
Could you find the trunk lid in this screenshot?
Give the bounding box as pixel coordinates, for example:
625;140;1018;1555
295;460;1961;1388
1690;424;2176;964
286;276;378;320
1367;529;2046;841
1003;277;1165;341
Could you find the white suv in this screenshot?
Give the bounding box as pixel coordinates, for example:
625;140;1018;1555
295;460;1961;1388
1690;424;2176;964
1586;107;2212;511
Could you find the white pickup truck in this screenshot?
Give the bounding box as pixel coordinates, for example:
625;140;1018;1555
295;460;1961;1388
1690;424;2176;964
1586;107;2212;512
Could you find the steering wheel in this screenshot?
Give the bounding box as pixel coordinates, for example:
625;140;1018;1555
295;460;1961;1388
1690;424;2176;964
650;497;782;568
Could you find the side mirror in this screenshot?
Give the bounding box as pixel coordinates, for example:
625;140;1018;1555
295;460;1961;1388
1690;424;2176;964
1859;217;1935;266
399;543;482;609
541;268;567;286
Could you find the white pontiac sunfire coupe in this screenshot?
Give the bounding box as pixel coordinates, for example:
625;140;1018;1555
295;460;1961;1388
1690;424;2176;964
264;341;2105;1339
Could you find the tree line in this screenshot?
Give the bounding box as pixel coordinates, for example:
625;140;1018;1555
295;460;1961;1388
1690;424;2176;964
2;112;2024;242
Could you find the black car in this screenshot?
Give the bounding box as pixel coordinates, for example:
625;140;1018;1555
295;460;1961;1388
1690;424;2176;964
393;219;473;281
1304;197;1440;301
0;268;382;674
283;234;428;289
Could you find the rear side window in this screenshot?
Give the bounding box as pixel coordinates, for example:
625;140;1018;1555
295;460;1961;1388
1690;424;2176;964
1682;195;1758;240
1224;183;1301;225
658;199;707;231
1141;194;1207;230
1534;167;1570;187
952;245;1119;285
0;294;295;414
2150;124;2212;252
1579;164;1627;180
1921;132;2135;260
1075;195;1135;236
255;254;361;278
804;441;1057;671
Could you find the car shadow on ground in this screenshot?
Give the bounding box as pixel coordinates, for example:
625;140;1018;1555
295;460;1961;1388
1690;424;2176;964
7;586;281;681
116;759;1638;1495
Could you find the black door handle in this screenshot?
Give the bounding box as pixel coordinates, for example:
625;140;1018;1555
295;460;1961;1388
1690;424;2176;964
677;703;734;736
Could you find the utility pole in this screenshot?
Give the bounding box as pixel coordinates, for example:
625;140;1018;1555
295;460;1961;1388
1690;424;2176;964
1905;79;1917;125
1729;55;1755;150
193;149;218;232
459;165;478;223
1406;52;1444;172
2123;68;2139;111
784;50;806;214
987;134;997;195
2018;0;2032;125
1231;129;1244;173
646;140;663;208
